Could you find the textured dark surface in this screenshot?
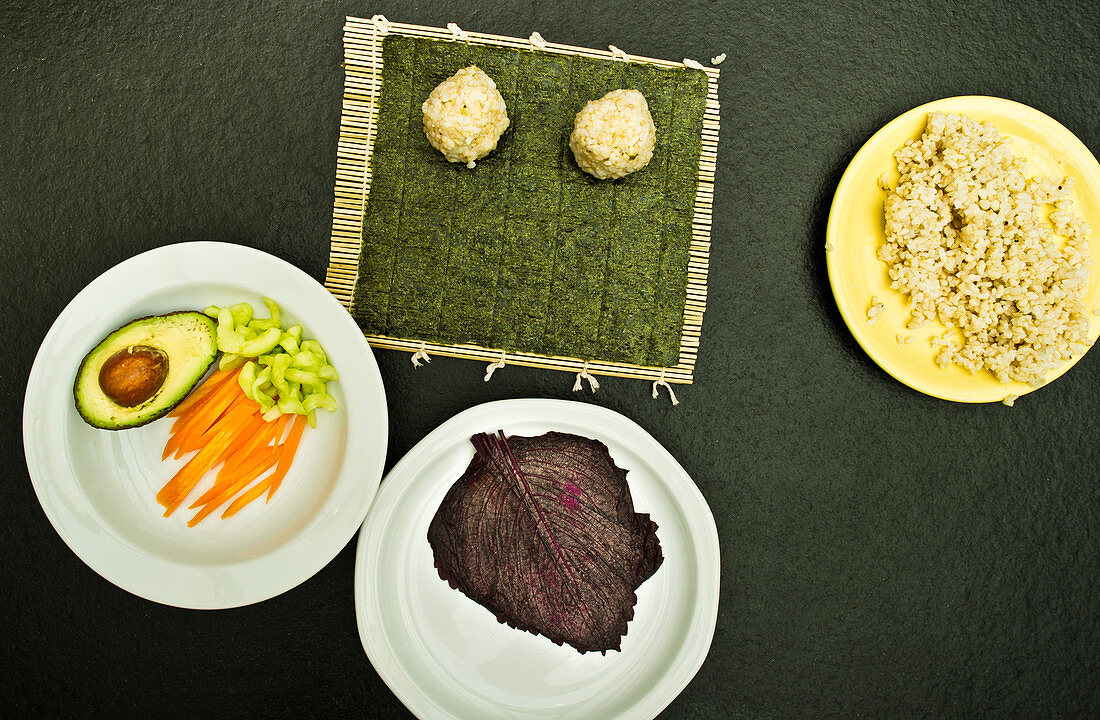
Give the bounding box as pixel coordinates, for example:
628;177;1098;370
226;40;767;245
2;1;1098;719
355;35;707;366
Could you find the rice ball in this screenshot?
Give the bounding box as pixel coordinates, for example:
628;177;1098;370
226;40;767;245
569;89;656;180
422;65;510;169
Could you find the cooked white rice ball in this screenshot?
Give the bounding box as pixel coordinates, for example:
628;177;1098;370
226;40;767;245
422;65;510;169
569;89;656;180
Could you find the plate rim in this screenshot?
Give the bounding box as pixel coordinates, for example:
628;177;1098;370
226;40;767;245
354;398;721;720
22;240;389;609
825;94;1100;403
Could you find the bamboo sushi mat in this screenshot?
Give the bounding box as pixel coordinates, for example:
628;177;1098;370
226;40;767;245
325;16;720;384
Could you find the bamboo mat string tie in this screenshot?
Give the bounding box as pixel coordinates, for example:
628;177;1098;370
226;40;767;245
529;31;548;50
609;45;629;62
652;368;680;406
484;351;507;382
447;23;470;43
371;14;391;32
572;361;600;393
411;342;431;368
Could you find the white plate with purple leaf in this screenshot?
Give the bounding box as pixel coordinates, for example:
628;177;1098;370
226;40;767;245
354;399;720;719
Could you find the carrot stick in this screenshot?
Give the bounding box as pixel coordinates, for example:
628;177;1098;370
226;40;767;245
221;476;273;518
224;429;281;476
191;446;280;513
174;393;251;459
213;412;266;466
161;429;186;462
265;414;307;501
220;417;302;519
218;414;287;477
167;368;240;434
189;424;280;509
166;366;238;418
157;400;258;514
186;457;279;527
186;413;284;510
219;441;277;486
186;499;225;528
157;424;239;515
155;360;311;526
162;372;243;460
173;384;247;450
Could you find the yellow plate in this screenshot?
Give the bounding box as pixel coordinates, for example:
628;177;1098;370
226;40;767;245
826;96;1100;403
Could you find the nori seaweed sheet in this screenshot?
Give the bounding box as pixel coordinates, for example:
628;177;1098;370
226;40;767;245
352;35;709;367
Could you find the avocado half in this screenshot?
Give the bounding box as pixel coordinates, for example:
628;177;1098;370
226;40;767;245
74;311;219;430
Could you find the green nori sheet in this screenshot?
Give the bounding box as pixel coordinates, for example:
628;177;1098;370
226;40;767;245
351;35;709;367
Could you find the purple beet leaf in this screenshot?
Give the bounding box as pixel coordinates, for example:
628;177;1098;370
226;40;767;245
427;430;663;654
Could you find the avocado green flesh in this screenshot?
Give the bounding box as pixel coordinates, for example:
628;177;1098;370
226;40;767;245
74;311;219;430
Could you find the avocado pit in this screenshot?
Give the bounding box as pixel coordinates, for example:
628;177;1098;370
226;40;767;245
98;345;169;407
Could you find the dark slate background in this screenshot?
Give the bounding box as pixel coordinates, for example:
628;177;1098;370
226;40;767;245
2;1;1098;718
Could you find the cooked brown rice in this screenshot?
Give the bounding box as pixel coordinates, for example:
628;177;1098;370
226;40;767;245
877;112;1092;386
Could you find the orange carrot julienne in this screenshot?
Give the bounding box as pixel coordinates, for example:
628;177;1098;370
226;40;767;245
158;389;256;512
189;417;284;508
209;414;305;520
221;476;273;519
185;498;225;528
218;413;287;477
175;393;252;459
166;366;237;418
213;413;266;467
158;420;241;515
265;414;307;501
167;368;239;434
224;430;281;477
162;372;243;460
159;403;255;508
172;385;249;457
159;360;312;527
186;456;279;526
189;449;279;510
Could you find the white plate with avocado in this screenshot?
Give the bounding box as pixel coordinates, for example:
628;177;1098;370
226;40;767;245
22;241;388;609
